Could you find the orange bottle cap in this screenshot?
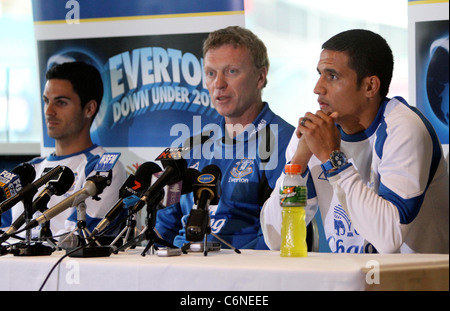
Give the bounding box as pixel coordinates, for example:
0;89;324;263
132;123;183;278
285;164;302;174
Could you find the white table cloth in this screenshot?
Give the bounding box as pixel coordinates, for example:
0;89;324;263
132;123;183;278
0;247;448;291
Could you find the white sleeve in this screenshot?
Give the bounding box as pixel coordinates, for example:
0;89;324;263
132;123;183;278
260;171;285;250
327;165;403;253
328;111;435;253
260;133;318;250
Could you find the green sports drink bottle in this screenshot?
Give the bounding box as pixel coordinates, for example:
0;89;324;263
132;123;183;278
280;164;307;257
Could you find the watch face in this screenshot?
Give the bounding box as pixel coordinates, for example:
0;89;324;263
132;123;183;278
330;151;347;169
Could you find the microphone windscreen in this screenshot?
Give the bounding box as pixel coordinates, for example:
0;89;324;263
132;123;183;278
51;166;75;195
193;164;222;205
135;162;162;182
182;168;200;194
11;163;36;186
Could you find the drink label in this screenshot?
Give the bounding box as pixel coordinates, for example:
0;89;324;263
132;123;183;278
280;186;306;206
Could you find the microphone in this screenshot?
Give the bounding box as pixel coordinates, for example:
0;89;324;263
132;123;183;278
23;170;112;231
32;166;75;213
89;162;162;237
181;168;201;194
0;166;74;241
0;163;36;203
130;148;188;214
158;167;200;207
185;164;222;242
0;165;63;215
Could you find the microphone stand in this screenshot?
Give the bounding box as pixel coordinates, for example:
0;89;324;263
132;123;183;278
36;197;58;250
182;223;241;256
11;196;54;256
109;207;136;250
59;200;112;258
182;192;240;256
39;220;58;249
113;193;177;256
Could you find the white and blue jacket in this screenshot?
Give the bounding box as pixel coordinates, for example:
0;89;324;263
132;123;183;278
2;145;126;239
262;97;449;254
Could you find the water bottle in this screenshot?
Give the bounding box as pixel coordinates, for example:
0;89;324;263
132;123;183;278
280;164;307;257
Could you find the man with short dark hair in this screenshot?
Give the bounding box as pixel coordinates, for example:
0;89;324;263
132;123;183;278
3;61;126;241
262;29;449;254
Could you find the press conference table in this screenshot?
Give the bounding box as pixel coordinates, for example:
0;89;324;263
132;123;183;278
0;246;448;291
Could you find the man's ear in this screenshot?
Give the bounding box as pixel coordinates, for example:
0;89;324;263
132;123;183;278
364;75;381;98
257;66;268;90
84;100;98;119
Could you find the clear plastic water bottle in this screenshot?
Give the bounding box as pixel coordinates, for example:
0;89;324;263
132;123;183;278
280;164;307;257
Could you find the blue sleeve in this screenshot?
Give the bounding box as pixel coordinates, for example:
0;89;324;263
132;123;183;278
1;210;12;228
240;226;270;250
155;202;184;244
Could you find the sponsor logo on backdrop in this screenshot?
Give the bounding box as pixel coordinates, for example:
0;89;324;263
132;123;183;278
108;47;215;125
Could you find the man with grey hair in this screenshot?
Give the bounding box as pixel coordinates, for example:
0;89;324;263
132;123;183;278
156;26;294;250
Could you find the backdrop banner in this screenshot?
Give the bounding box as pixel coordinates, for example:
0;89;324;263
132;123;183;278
408;0;449;148
32;0;245;172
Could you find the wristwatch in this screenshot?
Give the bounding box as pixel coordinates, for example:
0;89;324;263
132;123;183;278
321;150;348;174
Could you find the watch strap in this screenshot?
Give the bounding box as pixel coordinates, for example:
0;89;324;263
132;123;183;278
320;160;334;173
321;150;348;177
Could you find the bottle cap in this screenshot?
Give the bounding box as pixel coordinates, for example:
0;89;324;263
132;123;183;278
285;164;302;174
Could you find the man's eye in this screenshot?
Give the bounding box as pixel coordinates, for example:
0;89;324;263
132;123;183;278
329;74;338;80
56;100;68;106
